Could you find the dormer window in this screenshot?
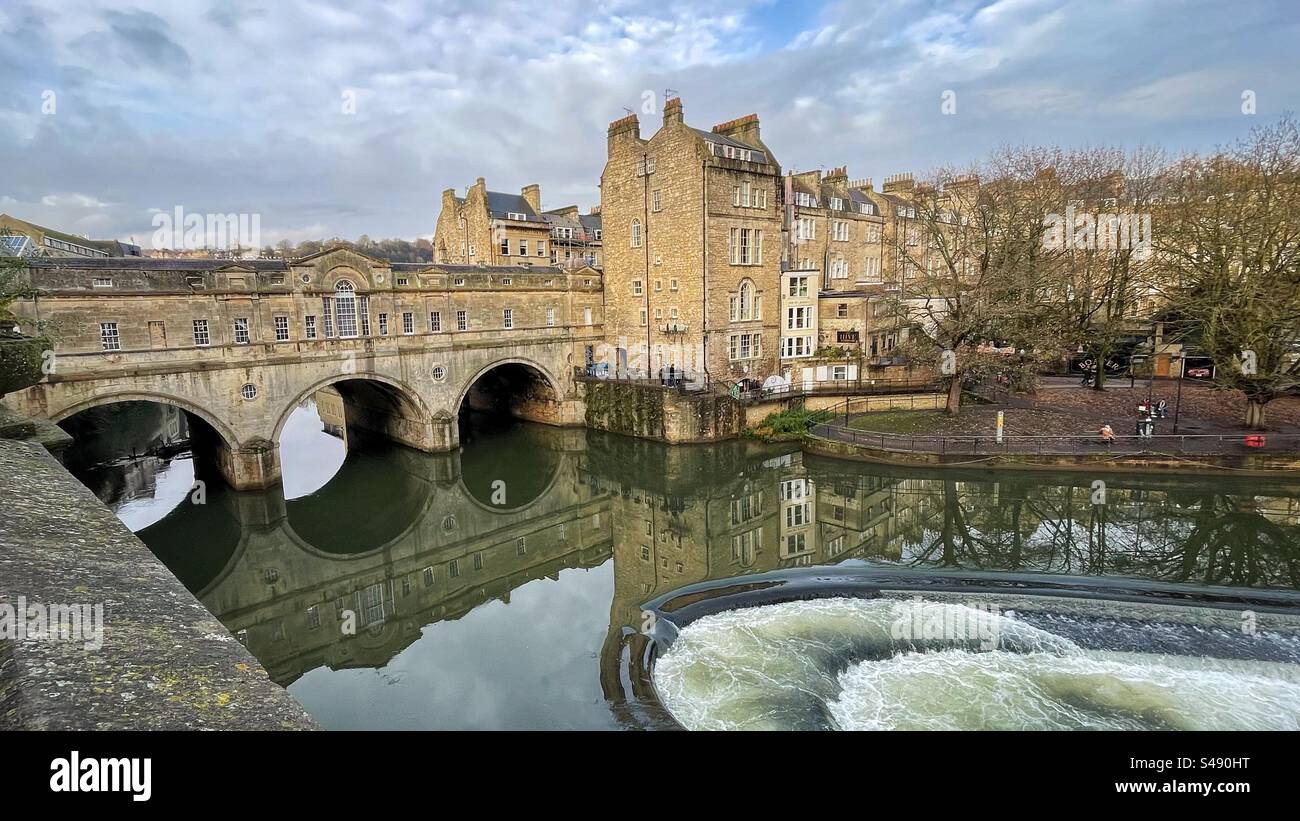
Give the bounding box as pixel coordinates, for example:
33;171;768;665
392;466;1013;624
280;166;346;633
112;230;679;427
92;277;113;288
830;197;843;211
720;144;752;162
507;212;527;221
859;202;874;215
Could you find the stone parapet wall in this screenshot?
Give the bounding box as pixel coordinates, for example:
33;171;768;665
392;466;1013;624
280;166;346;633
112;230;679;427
579;379;740;443
0;439;316;730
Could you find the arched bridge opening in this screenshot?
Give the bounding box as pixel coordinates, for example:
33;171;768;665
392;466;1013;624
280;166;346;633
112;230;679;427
56;399;235;532
276;375;444;497
458;361;563;445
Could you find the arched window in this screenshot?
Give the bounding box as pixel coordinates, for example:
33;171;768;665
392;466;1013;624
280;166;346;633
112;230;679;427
730;280;758;322
630;219;642;248
334;280;358;338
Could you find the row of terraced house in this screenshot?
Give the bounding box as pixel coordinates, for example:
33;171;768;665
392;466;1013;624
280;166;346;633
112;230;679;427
432;96;950;394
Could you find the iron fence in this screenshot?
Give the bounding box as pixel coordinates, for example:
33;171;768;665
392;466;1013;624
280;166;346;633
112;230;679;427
732;378;939;405
811;423;1300;456
575;364;713;393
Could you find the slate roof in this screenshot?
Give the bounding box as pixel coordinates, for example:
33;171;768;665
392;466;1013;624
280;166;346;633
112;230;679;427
692;128;770;165
849;189;875;209
485;191;544;223
28;257;289;271
392;262;578;275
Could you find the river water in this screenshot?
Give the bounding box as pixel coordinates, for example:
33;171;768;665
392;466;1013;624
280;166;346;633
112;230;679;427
58;401;1300;730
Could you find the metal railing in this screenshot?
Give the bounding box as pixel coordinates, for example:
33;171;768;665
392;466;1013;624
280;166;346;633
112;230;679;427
730;377;939;405
811;424;1300;456
575;364;713;393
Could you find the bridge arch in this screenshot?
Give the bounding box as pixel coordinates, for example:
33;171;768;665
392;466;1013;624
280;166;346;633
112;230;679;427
51;390;241;450
455;357;565;422
49;389;275;492
272;371;437;451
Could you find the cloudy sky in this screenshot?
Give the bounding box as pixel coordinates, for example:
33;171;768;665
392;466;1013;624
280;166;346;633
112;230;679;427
2;0;1297;248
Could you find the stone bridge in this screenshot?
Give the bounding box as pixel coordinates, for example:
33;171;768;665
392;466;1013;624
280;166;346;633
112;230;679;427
4;247;604;488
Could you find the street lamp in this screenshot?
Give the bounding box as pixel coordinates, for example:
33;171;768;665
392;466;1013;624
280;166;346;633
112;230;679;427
1172;353;1186;433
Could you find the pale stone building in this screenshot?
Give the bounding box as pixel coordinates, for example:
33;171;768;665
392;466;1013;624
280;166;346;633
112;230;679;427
542;206;602;268
16;248;601;357
6;247;605;486
783;167;886;290
779;268;818;363
599;97;783;387
433;179;552;267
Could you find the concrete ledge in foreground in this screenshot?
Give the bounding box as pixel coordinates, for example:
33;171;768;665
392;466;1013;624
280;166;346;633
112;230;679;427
0;438;316;730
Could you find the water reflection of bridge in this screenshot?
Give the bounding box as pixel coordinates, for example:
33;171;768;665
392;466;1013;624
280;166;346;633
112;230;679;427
141;424;1300;701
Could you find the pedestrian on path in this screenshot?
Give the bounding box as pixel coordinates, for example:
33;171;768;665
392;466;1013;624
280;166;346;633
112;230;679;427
1099;424;1115;447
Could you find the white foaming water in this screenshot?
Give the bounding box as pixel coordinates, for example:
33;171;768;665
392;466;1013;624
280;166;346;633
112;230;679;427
652;597;1300;731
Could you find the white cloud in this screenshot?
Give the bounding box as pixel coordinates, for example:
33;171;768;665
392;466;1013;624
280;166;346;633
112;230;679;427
0;0;1296;244
41;192;112;208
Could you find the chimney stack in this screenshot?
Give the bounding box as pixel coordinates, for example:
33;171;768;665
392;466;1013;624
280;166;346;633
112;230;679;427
712;113;761;147
882;173;914;194
607;113;641;154
521;184;541;213
663;95;683;127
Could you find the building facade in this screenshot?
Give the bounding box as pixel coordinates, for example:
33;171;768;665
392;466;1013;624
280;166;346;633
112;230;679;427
5;248;605;486
542;205;603;268
433;179;553;267
783;167;886;290
600;97;783;386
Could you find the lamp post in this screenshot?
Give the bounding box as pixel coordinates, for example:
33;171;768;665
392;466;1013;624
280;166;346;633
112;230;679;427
1172;354;1186;433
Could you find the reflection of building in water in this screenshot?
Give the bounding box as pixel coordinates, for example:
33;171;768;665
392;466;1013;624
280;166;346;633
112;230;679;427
593;442;930;724
311;388;347;441
107;456;178;509
60;401;192;508
180;428;928;690
174;428;614;686
816;473;929;564
597;446;925;646
142;421;1300;707
1254;495;1300;528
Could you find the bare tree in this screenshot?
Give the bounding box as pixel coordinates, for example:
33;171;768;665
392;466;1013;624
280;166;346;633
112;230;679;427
887;147;1068;415
1154;115;1300;428
1052;145;1165;390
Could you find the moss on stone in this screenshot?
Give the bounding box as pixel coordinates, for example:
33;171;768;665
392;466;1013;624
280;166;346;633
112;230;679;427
0;333;49;398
